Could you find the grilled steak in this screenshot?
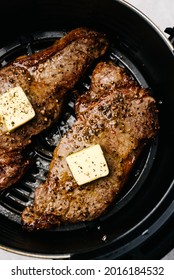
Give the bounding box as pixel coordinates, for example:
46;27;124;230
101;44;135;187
0;28;108;190
22;61;159;231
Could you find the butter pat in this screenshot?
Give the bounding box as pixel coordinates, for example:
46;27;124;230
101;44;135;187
0;86;35;132
66;144;109;185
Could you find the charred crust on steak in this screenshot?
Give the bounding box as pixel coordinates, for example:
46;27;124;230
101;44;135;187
0;28;108;190
21;61;159;231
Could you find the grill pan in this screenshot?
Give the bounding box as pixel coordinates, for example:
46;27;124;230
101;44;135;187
0;0;174;259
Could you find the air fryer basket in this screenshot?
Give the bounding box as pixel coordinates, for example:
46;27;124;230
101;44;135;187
0;0;174;259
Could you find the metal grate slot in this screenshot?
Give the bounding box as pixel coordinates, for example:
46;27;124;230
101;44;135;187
0;194;26;214
13;187;31;198
7;189;29;202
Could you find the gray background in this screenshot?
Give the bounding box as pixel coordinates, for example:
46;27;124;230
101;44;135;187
0;0;173;260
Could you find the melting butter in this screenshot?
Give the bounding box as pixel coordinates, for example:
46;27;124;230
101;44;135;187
0;86;35;132
66;144;109;185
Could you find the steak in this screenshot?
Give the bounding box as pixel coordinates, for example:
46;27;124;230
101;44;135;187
0;28;108;190
21;61;159;231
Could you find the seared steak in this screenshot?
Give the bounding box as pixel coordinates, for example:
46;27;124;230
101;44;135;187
0;28;108;190
22;61;159;231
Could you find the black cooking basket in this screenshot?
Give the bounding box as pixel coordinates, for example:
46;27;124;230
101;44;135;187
0;0;173;259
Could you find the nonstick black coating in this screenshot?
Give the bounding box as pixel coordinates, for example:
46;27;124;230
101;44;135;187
0;0;174;259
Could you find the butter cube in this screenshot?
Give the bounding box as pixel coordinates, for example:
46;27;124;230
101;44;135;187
66;144;109;185
0;86;35;132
